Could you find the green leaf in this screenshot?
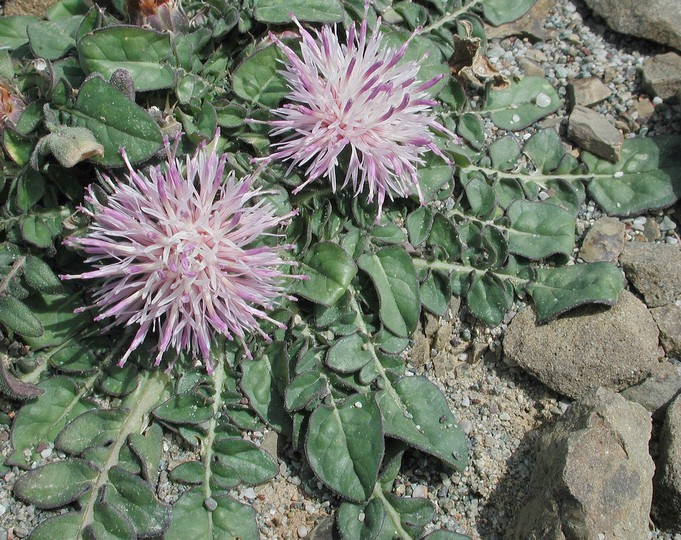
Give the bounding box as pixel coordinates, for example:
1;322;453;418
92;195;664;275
482;0;538;25
523;128;564;173
253;0;344;23
371;224;408;245
457;112;485;150
376;376;467;470
104;466;172;538
26;513;84;540
285;370;328;412
128;423;163;484
153;392;213;425
86;502;136;540
21;291;90;350
61;76;163;166
99;363;140;397
78;26;174;91
165;489;258;540
13;459;99;509
466;272;512;325
420;270;451;316
488;136;521;171
0;16;38;50
213;437;278;485
306;393;384;502
419;154;454;202
0;295;43;337
527;262;624;323
19;215;55;248
169;461;203;485
240;344;291;434
7;376;97;468
15;170;45;212
3;129;33;166
232;44;288;107
23;255;63;294
294;242;357;306
382;493;434;537
56;408;127;454
406;207;433;247
484;77;561;130
506;199;575;259
337;498;385;540
326;333;374;374
27;17;81;60
428;213;461;261
463;173;496;218
357;247;420;338
586;136;681;217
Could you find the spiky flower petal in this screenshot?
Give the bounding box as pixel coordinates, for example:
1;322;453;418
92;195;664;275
264;15;451;218
62;135;296;373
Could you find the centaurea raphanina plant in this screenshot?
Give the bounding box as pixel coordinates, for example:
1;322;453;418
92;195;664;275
259;10;455;219
3;1;666;537
61;133;299;374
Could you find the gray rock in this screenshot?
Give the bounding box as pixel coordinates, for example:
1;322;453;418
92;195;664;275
507;388;654;540
579;216;625;263
503;290;659;399
621;361;681;420
642;52;681;102
567;105;623;162
518;58;545;78
653;394;681;532
583;0;681;51
568;77;611;108
651;304;681;357
620;242;681;308
635;98;656;124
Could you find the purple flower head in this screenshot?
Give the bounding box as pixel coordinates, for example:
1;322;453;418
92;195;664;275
262;12;452;219
62;134;297;374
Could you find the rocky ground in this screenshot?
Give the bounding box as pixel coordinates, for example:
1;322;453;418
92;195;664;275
2;0;681;538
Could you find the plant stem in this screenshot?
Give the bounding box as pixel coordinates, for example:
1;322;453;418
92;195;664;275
423;0;484;33
372;483;413;540
76;368;170;537
202;353;226;510
0;256;25;296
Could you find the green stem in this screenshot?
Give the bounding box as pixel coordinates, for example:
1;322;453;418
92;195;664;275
372;483;413;540
76;369;170;538
202;354;226;509
422;0;484;33
412;257;526;286
462;163;601;190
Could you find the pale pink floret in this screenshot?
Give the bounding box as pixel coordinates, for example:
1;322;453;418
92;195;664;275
62;135;297;373
262;14;452;218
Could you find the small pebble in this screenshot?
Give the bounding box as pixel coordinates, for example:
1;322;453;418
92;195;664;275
297;525;308;538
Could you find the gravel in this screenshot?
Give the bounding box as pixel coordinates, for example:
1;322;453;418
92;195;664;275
1;0;681;538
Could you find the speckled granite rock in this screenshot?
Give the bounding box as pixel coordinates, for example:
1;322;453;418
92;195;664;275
503;290;659;399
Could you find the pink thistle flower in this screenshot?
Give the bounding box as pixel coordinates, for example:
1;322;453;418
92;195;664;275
61;134;297;374
0;82;25;131
262;14;452;219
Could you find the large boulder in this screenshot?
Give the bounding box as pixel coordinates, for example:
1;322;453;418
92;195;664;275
507;388;654;540
583;0;681;52
503;290;659;399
